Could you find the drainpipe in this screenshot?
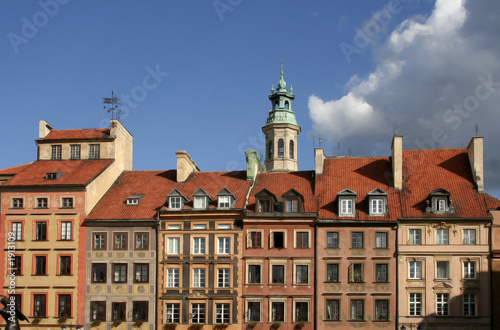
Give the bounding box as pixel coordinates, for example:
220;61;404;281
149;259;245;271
395;221;400;330
156;211;160;330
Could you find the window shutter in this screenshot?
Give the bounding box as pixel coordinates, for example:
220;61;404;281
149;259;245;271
348;264;353;282
270;231;274;248
247;231;252;248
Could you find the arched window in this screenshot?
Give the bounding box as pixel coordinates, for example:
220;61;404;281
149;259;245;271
268;141;273;159
274;102;279;110
278;139;284;158
289;140;294;159
284;101;289;109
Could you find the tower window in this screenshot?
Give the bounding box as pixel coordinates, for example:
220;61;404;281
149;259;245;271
268;141;273;159
289;140;294;159
284;101;289;109
278;139;284;158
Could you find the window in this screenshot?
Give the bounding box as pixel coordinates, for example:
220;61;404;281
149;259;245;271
247;302;261;322
35;222;47;240
463;229;476;245
113;233;127;250
61;197;73;208
296;232;309;248
327;232;339;248
341;199;353;215
272;231;285;249
272;265;285;284
409;229;421;245
193;237;206;254
134;264;149;283
112;264;127;283
33;294;46;317
326;300;340;320
11;295;21;312
51;145;62;160
350;300;364;321
218;196;231;208
436;293;449;316
191;303;206;324
93;233;106;250
10;255;22;275
351;232;363;248
409;293;422;316
45;172;62;180
409;261;422;279
296;265;309;284
218;237;231;254
375;264;388;282
61;221;72;240
268;140;273;158
436;261;449;279
463;261;476;279
437;199;447;212
272;301;285;322
127;198;139;205
258;199;271;212
165;303;180;323
192;224;207;230
58;294;71;317
70;144;80;159
12;198;23;208
133;301;148;321
12;222;22;240
92;263;106;283
349;263;363;282
35;256;46;275
167;237;180;255
463;294;477;316
286;199;298;212
375;232;388;248
327;264;339;282
59;256;71;275
112;302;126;321
295;302;309;322
217;223;231;230
169;197;182;210
248;265;261;284
278;139;284;158
168;224;181;230
436;229;449;245
89;144;100;159
375;300;389;320
218;268;230;288
215;303;230;324
193;268;206;288
289;140;294;159
249;231;262;248
90;301;106;322
166;268;179;288
135;233;148;250
193;196;207;209
37;198;48;208
371;199;384;215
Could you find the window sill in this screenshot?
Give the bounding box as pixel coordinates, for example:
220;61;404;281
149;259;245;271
33;274;48;276
58;239;74;242
57;274;73;276
59;207;75;210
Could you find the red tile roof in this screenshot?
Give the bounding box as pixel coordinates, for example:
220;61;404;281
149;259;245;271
485;193;500;210
316;157;400;221
87;170;178;220
41;128;111;140
0;162;33;175
247;171;316;213
0;160;113;187
401;149;490;218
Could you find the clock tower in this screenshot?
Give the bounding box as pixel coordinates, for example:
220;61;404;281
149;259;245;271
262;63;301;171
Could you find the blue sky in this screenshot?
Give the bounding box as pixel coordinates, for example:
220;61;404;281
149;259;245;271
1;0;499;198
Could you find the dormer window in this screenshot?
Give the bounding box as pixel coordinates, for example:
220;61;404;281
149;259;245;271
337;189;357;217
126;194;144;206
282;189;304;213
425;189;454;214
259;199;271;212
192;188;213;209
45;172;64;180
217;188;235;209
255;189;277;213
367;188;388;216
167;189;188;210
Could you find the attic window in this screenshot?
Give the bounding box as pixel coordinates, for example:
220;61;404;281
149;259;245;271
283;189;303;213
367;188;388;216
126;194;144;206
425;189;454;214
167;189;188;210
217;188;235;209
337;189;357;217
45;172;64;180
255;189;276;213
193;188;213;209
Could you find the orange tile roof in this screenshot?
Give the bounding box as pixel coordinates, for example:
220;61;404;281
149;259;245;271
0;162;33;175
401;149;490;218
41;128;111;140
316;157;400;221
87;170;178;220
0;160;113;187
247;171;316;213
485;193;500;210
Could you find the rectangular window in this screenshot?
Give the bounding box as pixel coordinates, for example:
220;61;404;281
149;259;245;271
168;224;181;230
351;232;363;248
192;224;207;230
89;144;100;159
165;303;180;323
296;232;309;248
272;231;285;248
341;199;353;215
191;303;206;323
36;222;47;240
436;293;449;316
90;301;106;322
169;197;182;209
217;223;231;230
60;221;72;240
375;300;389;320
193;196;207;209
58;294;71;317
349;263;363;283
327;232;339;248
218;237;231;254
12;198;23;208
112;264;127;283
409;293;422;316
37;197;48;208
112;302;126;321
436;261;449;279
10;255;22;275
463;294;477;317
463;261;476;279
271;301;285;322
371;199;384;214
135;233;148;250
463;229;476;245
258;199;271;213
59;256;71;275
436;229;449;245
92;263;107;283
295;302;309;322
326;300;340;320
51;145;62;160
193;268;206;288
375;264;388;282
248;265;261;284
286;199;298;212
62;197;73;208
12;222;22;240
193;237;206;254
35;256;46;275
70;144;81;159
33;294;46;317
327;264;339;282
247;302;261;322
133;301;148;322
437;199;447;211
113;233;127;250
134;263;149;283
409;261;422;279
215;303;230;324
249;231;262;248
218;268;230;288
272;265;285;284
167;237;180;255
375;232;388;248
218;196;231;208
166;268;180;288
93;233;106;250
409;229;421;245
296;265;309;284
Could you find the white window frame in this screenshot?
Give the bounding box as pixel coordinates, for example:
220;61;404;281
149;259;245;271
193;196;207;209
165;303;180;323
70;144;81;160
217;268;230;288
340;199;353;216
436;229;449;245
169;197;182;210
12;222;23;240
375;232;388;248
370;198;384;215
409;293;422;316
463;261;476;280
436;293;449;316
215;303;230;324
166;268;179;288
408;229;421;245
218;237;231;255
463;229;476;245
218;195;231;208
61;221;72;240
89;144;100;159
463;294;477;317
167;237;180;255
191;303;206;324
193;237;206;255
192;268;206;288
409;261;422;279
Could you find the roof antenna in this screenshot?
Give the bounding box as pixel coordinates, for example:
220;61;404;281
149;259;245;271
102;91;122;121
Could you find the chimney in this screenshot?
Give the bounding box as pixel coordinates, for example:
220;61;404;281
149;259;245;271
39;120;52;139
315;148;326;175
391;136;403;190
175;150;200;183
467;136;484;192
245;150;264;180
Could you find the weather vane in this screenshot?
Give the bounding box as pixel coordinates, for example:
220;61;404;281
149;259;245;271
102;91;122;121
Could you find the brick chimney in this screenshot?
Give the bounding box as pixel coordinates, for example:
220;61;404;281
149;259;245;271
391;136;403;190
175;150;200;183
467;136;484;192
